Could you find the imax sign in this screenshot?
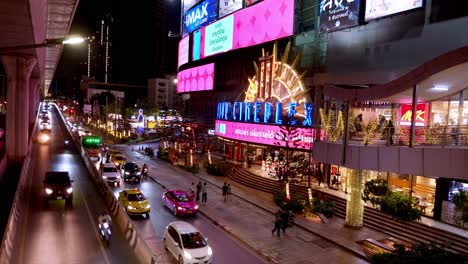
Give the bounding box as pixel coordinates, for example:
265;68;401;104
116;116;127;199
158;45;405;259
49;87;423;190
183;0;218;35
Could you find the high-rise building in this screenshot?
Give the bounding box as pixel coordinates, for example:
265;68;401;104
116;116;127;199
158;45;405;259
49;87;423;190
87;14;113;83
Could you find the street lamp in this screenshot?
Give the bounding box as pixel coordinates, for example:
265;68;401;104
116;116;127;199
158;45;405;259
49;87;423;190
0;36;86;52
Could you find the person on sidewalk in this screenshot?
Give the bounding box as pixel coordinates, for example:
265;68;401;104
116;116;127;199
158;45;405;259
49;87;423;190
227;183;232;200
280;208;290;234
271;210;282;237
222;182;228;202
189;182;196;201
196;182;202;202
201;182;208;204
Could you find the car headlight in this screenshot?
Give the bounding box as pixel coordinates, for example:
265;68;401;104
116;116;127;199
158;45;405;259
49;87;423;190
45;188;53;195
183;250;192;260
145;204;150;209
207;246;213;256
136;171;141;175
125;172;130;175
127;205;134;210
177;206;183;210
66;187;73;194
39;134;50;142
102;176;107;179
194;205;199;210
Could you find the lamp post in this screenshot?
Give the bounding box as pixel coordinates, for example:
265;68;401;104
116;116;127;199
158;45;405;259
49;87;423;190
0;36;86;52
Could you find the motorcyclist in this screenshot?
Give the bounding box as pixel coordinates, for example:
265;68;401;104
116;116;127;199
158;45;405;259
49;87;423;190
98;210;112;228
141;163;148;178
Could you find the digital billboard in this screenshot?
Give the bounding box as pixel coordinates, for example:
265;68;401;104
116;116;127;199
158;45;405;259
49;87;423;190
319;0;361;32
178;35;190;68
365;0;423;21
245;0;262;6
219;0;244;17
215;120;318;149
183;0;218;35
177;63;215;93
193;0;294;60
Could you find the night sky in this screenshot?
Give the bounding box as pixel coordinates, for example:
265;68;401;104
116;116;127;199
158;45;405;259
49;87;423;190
53;0;181;98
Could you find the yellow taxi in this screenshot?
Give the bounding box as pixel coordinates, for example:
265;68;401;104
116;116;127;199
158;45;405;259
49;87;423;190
118;188;150;218
110;154;126;169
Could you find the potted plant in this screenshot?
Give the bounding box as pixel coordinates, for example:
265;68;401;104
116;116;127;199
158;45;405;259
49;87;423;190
362;178;389;208
452;190;468;227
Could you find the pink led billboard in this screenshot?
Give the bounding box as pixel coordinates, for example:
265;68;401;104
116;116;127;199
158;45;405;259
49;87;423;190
215;120;318;149
178;35;190;68
193;0;294;60
177;63;215;93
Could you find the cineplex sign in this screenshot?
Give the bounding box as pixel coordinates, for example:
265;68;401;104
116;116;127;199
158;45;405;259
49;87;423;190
216;101;317;149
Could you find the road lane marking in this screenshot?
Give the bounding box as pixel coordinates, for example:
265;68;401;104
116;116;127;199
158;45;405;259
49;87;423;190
74;182;111;264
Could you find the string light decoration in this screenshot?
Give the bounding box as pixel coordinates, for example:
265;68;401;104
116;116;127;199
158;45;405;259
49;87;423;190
319;108;344;142
345;169;365;228
424;123;443;144
361;119;381;146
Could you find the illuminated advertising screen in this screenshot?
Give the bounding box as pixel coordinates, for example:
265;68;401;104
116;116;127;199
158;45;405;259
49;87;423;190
193;0;294;60
219;0;244;17
177;63;215;93
178;35;190;68
215;120;318;149
319;0;361;32
183;0;218;35
400;104;426;126
245;0;262;6
365;0;423;21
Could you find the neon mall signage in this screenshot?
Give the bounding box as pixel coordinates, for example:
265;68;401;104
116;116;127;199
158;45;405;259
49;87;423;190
215;120;317;149
183;0;218;35
216;101;314;127
193;0;294;60
400;103;426;126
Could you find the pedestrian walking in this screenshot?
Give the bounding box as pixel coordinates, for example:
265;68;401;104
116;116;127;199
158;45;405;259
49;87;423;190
227;184;232;200
280;209;290;234
222;182;228;202
271;210;282;237
196;182;202;202
201;182;208;204
189;182;196;201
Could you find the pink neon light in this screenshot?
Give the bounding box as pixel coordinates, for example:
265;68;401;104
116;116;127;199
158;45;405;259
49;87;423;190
194;0;294;60
215;120;318;149
178;35;190;68
177;63;215;93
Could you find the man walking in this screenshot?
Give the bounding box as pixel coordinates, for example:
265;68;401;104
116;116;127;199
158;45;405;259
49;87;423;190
227;183;232;200
201;182;208;204
280;208;290;234
222;182;228;202
271;210;282;237
196;182;202;202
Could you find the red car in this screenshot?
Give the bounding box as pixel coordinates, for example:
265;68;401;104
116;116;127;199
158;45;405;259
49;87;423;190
162;190;199;216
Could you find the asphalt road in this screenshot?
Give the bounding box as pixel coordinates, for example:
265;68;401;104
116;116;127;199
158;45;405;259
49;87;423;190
13;109;137;264
110;153;265;264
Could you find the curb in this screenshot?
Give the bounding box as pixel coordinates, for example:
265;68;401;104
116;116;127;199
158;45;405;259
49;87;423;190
139;152;370;262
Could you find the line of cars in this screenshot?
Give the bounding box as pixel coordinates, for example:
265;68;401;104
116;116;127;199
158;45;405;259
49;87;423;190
38;103;52;144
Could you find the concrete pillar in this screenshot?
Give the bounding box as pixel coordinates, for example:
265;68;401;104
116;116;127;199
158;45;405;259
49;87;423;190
29;78;40;133
1;56;36;163
345;169;365;229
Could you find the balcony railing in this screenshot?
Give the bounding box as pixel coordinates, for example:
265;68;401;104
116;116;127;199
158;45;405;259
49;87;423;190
320;125;468;147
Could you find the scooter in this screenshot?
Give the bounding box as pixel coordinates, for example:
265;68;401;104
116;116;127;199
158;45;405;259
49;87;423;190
99;221;112;247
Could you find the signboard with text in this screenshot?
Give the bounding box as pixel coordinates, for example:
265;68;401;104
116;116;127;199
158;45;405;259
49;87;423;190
219;0;243;17
193;0;294;60
400;104;426;126
319;0;361;32
178;35;190;68
215;120;317;149
365;0;423;21
183;0;218;35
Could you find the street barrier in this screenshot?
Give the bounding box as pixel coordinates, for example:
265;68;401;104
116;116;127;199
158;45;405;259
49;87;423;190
55;105;157;264
0;104;40;264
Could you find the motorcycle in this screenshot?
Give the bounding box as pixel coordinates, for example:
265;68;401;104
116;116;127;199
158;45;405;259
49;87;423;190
142;167;148;180
99;221;112;247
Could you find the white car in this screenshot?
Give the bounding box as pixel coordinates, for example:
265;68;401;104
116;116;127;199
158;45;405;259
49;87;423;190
163;221;213;264
101;163;120;186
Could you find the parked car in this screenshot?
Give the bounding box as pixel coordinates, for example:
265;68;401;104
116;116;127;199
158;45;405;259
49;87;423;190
162;190;198;216
120;161;141;183
101;163;120;186
43;171;74;207
163;221;213;264
118;188;150;217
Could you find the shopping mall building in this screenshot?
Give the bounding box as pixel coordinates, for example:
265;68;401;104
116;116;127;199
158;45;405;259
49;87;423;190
177;0;468;230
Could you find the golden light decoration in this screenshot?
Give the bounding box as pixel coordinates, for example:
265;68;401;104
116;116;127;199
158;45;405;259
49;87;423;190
244;42;311;116
319;108;344;143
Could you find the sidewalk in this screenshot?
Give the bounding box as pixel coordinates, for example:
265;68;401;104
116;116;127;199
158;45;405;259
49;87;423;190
119;146;373;264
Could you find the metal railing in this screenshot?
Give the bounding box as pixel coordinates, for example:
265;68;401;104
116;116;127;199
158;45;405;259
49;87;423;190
320;125;468;147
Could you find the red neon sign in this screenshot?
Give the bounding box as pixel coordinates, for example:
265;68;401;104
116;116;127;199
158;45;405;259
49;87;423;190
400;104;426;126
